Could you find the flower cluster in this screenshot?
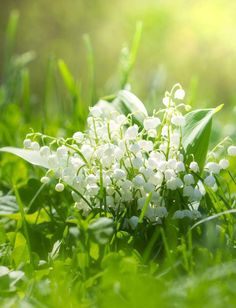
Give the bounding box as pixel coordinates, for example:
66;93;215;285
23;85;235;226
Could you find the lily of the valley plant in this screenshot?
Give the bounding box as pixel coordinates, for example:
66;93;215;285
1;84;235;230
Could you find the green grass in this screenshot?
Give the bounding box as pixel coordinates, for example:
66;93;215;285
0;11;236;308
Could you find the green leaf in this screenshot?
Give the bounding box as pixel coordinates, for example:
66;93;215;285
120;21;143;88
182;105;223;171
48;240;61;261
10;232;29;267
114;90;148;126
89;242;99;260
58;59;77;97
0;147;49;168
0;209;50;224
138;192;152;223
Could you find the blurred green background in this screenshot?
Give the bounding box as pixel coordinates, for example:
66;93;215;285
0;0;236;138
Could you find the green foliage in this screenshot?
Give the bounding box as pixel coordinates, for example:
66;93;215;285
183;105;224;171
0;10;235;308
114;89;148;125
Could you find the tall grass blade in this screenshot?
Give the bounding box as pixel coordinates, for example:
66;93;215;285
120;21;143;88
83;34;96;106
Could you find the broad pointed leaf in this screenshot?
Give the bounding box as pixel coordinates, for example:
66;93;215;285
113;90;148;125
0;147;49;168
182;105;223;171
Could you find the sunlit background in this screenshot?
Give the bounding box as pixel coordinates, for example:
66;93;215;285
0;0;236;134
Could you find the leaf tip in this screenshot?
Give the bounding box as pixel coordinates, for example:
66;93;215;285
214;104;224;114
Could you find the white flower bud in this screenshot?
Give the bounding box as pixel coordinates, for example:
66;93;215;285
157;161;167;172
183;185;194;197
148;157;158;169
151;191;160;203
130;143;140;154
121;191;133;202
57;146;68;158
171;115;185;126
166;178;177;190
121;180;133;190
76;200;91;215
141;167;154;179
81;144;93;160
40;176;50;184
87;183;99;196
31;141;40;151
167;159;177;169
162;97;174;107
114;168;126;180
107;186;115;195
205;162;221;174
48;154;59;169
23;139;31;148
106;196;115;207
55;183;65;192
129;216;139;230
144;117;161;130
71;191;81;202
174;88;185;100
137;197;146;209
173;210;185;219
40;146;50;157
125;125;139;140
189;162;199;173
171;132;181;148
183;174;195;185
176;161;185;172
103;175;112;186
114;147;124;160
161;125;168;137
219;159;229;170
156;206;168;218
70;157;83;169
173;209;201;220
90;106;103;117
228;145;236;156
167;177;183;190
165;169;176;181
73;132;84;143
138;140;154;152
143;182;155;193
204;175;216;187
159;143;167;152
132;157;143;169
117;114;127;125
149;173;163;186
87;174;97;184
193;189;202;201
147;129;157;138
133;175;145;187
